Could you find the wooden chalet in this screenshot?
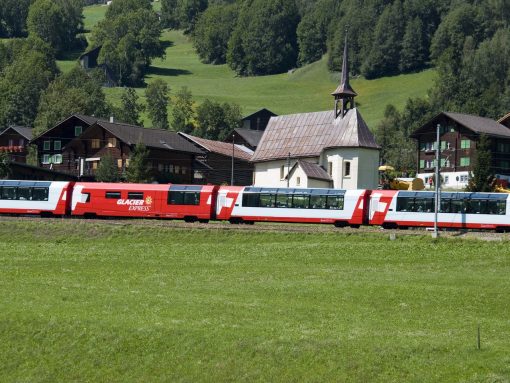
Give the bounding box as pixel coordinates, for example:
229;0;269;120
64;120;204;182
31;114;100;172
179;133;254;185
0;126;32;163
410;111;510;189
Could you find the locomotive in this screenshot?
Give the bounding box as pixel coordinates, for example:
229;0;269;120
0;179;509;231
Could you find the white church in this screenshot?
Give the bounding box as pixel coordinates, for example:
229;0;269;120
251;38;380;190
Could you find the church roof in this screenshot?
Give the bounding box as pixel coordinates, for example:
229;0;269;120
251;108;379;162
287;160;332;182
331;35;357;98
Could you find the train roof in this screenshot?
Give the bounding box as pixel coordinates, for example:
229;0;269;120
75;183;216;192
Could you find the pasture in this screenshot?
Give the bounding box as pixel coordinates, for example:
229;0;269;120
0;220;509;382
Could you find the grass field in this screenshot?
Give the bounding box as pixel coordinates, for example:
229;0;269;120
74;4;436;129
1;220;509;382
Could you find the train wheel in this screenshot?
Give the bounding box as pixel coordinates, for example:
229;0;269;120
334;221;347;228
184;216;198;223
229;218;242;224
349;224;360;229
382;222;398;230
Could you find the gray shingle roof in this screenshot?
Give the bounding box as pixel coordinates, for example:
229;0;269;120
289;160;332;181
234;128;264;148
251;108;379;162
2;126;32;140
96;121;204;154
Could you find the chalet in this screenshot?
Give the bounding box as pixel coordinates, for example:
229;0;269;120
78;46;115;87
0;126;32;163
31;114;99;171
64;120;203;182
410;112;510;189
251;37;380;189
179;133;253;185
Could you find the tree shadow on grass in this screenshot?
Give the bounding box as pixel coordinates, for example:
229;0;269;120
161;40;174;50
147;67;192;77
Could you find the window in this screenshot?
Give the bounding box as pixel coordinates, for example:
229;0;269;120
43;141;51;151
105;191;121;199
181;167;186;175
174;165;180;174
8;139;13;146
276;193;291;208
117;159;123;169
280;165;285;180
441;141;451;150
75;126;82;136
419;160;425;169
42;154;50;164
19;139;24;146
32;187;49;201
54;140;61;150
328;162;333;176
1;187;16;200
91;139;100;149
158;163;164;171
168;191;200;205
310;195;327;209
92;161;98;170
52;154;62;164
17;187;31;200
107;138;117;148
242;193;260;207
344;161;351;177
125;159;130;168
127;192;144;200
461;139;471;149
460;157;470;166
259;193;276;207
296;177;301;186
291;194;309;209
444;176;449;184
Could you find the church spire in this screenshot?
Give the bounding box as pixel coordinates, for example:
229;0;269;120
332;32;357;118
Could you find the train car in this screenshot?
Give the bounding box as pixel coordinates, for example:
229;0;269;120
369;190;510;231
215;186;370;227
71;183;218;222
0;180;73;216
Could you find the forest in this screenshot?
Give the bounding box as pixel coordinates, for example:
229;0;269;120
0;0;509;173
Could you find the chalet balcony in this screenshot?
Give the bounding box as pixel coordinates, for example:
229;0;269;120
0;146;25;153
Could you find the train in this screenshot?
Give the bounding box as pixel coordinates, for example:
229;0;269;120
1;179;509;232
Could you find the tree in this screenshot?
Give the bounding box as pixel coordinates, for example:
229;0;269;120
116;87;144;126
178;0;208;34
193;4;239;64
145;80;170;129
92;2;164;86
126;143;152;183
399;17;427;73
0;151;10;179
171;86;195;133
467;134;493;192
227;0;300;76
194;99;242;141
161;0;179;29
33;66;109;136
0;0;32;38
95;152;119;182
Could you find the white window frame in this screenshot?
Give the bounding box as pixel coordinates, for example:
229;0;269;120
75;126;83;136
54;140;61;151
343;161;351;177
42;154;50;164
52;154;63;164
43;141;51;151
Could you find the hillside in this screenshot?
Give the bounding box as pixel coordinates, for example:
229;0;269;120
68;5;435;130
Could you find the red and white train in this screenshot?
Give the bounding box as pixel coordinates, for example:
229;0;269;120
1;180;509;231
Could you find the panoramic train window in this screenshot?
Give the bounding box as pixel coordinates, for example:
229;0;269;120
32;187;49;201
241;188;345;210
17;187;31;200
168;185;201;205
105;191;121;199
127;192;144;200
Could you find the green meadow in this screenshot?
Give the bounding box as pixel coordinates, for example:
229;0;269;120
56;5;436;129
0;220;509;382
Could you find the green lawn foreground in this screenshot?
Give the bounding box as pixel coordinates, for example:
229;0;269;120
0;221;509;382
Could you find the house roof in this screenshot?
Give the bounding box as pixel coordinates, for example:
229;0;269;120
78;46;101;60
331;36;357;98
251;108;379;162
242;108;277;120
498;112;510;127
179;133;253;160
31;114;100;142
233;128;264;148
410;111;510;139
1;126;32;140
94;121;204;154
287;160;332;182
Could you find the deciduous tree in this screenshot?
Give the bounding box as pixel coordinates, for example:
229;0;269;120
126;143;152;183
145;80;170;130
95;152;119;182
171;86;195;133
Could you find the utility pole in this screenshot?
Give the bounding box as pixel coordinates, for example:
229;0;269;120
231;133;235;186
287;152;291;188
433;123;441;238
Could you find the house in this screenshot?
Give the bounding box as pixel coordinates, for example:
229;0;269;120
410;111;510;189
64;120;204;182
78;46;115;87
179;133;253;185
251;37;380;189
0;126;32;163
31;114;100;172
241;108;277;131
224;109;277;151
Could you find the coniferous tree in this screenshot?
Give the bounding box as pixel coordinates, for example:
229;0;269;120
126;143;152;183
95;152;119;182
145;80;170;130
399;17;427;73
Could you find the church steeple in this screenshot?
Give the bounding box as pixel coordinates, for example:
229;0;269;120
332;33;357;118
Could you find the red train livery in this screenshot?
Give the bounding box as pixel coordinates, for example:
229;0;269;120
1;180;510;231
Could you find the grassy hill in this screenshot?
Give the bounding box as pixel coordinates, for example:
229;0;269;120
64;5;436;129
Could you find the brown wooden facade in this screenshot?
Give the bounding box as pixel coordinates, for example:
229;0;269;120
0;126;32;163
411;112;510;177
194;152;253;186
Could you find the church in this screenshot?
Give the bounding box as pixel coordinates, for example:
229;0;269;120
250;38;380;190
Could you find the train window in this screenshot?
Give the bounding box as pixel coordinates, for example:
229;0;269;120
450;199;464;213
32;187;49;201
242;193;260;207
327;195;344;210
440;199;451;213
396;197;412;212
2;187;16;200
414;198;433;213
17;187;31;200
105;191;121;199
259;193;276;208
310;195;327;209
168;191;200;205
276;193;291;208
127;192;144;200
292;194;309;209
